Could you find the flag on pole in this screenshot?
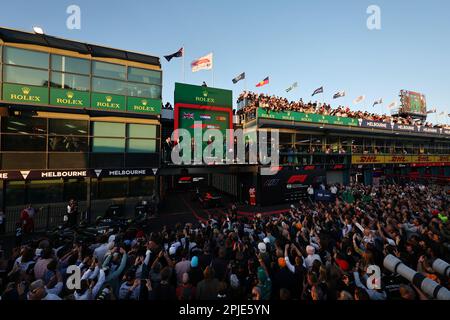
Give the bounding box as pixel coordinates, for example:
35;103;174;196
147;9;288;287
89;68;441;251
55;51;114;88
373;98;383;107
191;53;213;72
164;47;183;62
387;101;397;109
312;86;323;96
232;72;245;84
256;77;269;87
427;108;436;114
353;95;366;104
333;91;345;99
285;82;298;92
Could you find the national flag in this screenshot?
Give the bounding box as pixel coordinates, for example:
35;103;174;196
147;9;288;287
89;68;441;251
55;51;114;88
373;98;383;107
164;47;183;62
333;91;345;99
256;77;269;87
312;86;323;96
232;72;245;84
387;101;397;109
183;112;194;119
426;109;436;114
199;114;211;120
353;95;366;104
191;53;213;72
285;82;298;93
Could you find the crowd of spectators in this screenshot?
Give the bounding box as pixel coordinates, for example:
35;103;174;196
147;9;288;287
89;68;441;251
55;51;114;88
237;91;450;129
0;183;448;301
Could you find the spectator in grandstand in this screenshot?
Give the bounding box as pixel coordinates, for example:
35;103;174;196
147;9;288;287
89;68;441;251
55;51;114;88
237;91;448;128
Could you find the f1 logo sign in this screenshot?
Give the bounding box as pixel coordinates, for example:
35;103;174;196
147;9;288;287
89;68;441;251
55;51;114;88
287;175;308;184
366;265;381;290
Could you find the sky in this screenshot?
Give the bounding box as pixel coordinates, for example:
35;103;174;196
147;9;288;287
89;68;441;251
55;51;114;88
0;0;449;124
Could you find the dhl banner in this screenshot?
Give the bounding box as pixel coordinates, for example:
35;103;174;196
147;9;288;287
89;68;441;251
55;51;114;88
384;155;412;164
351;155;385;164
352;155;450;164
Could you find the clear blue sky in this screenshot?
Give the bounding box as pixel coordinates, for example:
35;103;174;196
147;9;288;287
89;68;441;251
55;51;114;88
1;0;449;124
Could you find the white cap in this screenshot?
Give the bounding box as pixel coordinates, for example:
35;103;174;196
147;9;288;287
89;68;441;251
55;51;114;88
169;246;177;255
258;242;267;253
263;237;270;244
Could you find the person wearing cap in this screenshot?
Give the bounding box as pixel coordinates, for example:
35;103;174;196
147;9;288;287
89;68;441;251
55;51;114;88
188;256;203;286
28;279;62;300
272;256;295;298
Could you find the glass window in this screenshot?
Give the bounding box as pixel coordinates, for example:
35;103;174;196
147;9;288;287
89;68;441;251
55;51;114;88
93;122;125;137
96;177;128;199
3;47;49;69
92;138;125;153
2;134;46;151
49;119;88;135
129;177;154;197
128;67;161;85
51;55;90;74
50;71;90;91
3;65;49;86
127;82;154;98
128;124;156;139
5;181;26;206
127;139;156;153
92;77;127;95
48;136;88;152
2;117;47;134
28;180;63;204
64;179;87;201
149;85;162;99
92;61;126;80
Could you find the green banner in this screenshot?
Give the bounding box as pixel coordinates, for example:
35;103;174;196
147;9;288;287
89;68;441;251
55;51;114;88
174;82;232;108
257;108;359;126
2;83;49;105
127;97;161;115
91;93;126;111
50;88;90;108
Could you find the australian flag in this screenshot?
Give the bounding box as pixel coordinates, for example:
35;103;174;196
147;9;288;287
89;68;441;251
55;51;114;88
232;72;246;84
164;47;184;62
183;112;194;119
312;86;324;96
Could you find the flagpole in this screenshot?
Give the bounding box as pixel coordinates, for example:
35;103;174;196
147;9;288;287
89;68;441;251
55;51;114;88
182;45;185;83
211;51;215;87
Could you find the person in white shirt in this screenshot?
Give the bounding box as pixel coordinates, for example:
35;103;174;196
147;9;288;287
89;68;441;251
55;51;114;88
307;185;314;201
28;279;62;300
304;245;322;270
330;185;338;195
